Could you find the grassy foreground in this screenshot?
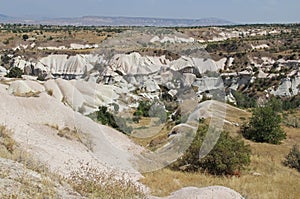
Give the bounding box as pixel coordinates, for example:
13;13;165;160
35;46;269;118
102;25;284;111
140;109;300;199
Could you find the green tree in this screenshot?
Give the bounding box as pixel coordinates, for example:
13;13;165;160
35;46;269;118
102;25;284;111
134;100;167;123
266;97;283;112
134;101;151;117
284;144;300;172
232;91;257;108
22;34;29;41
242;105;286;144
96;106;132;134
171;125;251;175
6;67;23;78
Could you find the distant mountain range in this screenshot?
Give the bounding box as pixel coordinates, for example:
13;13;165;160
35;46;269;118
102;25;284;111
0;14;234;27
0;14;11;20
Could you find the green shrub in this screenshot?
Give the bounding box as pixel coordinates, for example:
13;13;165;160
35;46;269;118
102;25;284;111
282;94;300;110
134;100;167;123
96;106;132;134
241;105;286;144
284;145;300;172
171;125;251;175
134;101;151;117
6;67;23;78
22;34;29;41
232;91;257;109
37;75;45;81
266;97;283;112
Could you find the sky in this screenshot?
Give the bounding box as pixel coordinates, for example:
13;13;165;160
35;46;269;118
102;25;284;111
0;0;299;24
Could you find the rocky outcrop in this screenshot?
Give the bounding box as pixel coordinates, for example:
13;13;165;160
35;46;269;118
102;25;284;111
0;82;143;179
271;75;300;97
103;52;225;77
151;186;244;199
7;80;45;96
35;54;101;78
13;54;104;79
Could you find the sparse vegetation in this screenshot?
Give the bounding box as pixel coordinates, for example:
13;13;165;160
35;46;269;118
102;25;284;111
0;23;300;198
134;100;168;123
0;126;16;154
141;108;300;199
47;124;94;151
232;91;257;109
66;161;146;199
5;67;23;78
22;34;29;41
96;106;132;134
242;104;286;144
0;126;59;198
284;144;300;172
171;125;251;175
0;125;145;198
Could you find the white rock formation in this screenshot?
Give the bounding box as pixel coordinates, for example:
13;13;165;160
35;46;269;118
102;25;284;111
251;44;269;50
34;54;103;77
106;52;168;75
150;36;195;43
0;66;7;76
0;83;143;179
104;52;224;78
151;186;244;199
271;76;300;97
7;80;45;96
70;43;99;49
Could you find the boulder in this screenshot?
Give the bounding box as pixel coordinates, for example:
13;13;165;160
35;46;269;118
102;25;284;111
150;186;244;199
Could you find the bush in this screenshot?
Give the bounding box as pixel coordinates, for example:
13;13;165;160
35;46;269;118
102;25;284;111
232;91;257;109
6;67;23;78
282;94;300;110
37;75;45;81
96;106;132;134
242;105;286;144
266;97;283;112
134;100;167;123
171;125;251;175
284;145;300;172
134;101;151;117
22;34;29;41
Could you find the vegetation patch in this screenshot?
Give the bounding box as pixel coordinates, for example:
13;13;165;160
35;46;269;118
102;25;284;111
171;124;251;176
284;144;300;172
95;106;133;134
5;67;23;78
241;104;286;144
47;124;94;151
66;161;146;199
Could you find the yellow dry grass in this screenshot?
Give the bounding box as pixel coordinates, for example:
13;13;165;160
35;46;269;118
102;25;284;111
140;108;300;199
130;117;173;149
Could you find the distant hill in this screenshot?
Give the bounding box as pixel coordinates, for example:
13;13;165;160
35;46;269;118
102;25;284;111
0;13;10;20
0;15;234;27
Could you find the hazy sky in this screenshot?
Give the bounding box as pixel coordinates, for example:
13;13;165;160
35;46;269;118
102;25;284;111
0;0;299;23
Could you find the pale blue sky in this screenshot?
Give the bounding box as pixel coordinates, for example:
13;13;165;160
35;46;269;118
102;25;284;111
0;0;299;23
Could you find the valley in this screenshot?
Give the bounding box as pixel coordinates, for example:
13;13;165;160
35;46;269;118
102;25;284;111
0;23;299;198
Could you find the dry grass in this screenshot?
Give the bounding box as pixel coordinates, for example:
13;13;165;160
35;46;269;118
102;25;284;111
0;125;146;198
13;91;41;98
140;108;300;199
0;125;58;198
130;118;174;149
66;161;146;199
47;124;94;151
0;126;16;156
